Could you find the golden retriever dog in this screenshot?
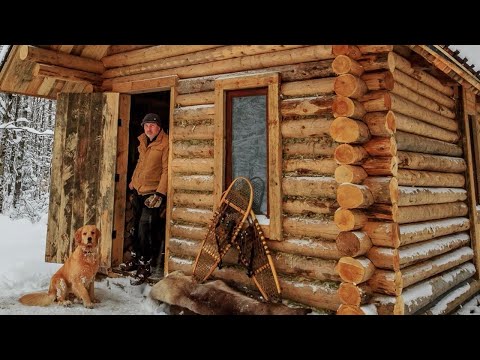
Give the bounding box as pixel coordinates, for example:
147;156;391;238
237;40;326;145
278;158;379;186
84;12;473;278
19;225;101;309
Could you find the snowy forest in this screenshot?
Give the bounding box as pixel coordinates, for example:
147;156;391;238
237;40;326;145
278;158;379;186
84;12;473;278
0;45;56;222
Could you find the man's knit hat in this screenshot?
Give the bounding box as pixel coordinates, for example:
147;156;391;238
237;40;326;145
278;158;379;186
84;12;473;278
141;113;161;127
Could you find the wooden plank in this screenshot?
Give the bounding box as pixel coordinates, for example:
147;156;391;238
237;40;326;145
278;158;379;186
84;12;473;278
45;93;69;262
112;94;130;267
111;75;177;94
165;83;177;275
96;93;119;272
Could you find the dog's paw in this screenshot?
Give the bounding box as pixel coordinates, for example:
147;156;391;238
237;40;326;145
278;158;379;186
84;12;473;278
84;302;94;309
59;300;72;307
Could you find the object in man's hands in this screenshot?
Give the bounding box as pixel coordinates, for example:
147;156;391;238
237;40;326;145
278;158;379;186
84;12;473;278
144;193;163;208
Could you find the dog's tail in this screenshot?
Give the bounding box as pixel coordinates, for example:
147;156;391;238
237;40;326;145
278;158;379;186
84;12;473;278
19;292;56;307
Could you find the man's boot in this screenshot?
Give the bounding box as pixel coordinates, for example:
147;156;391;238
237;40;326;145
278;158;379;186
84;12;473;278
119;250;139;272
130;257;152;286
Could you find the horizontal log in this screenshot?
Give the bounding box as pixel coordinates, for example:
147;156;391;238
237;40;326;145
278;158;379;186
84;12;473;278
267;237;342;260
332;55;364;76
336;256;376;284
402;246;473;288
106;45;336;87
367;269;403;296
396;131;462;157
392;68;455;109
171;158;214;174
363;177;398;204
168;238;200;258
397;151;466;173
329;117;370;144
358;52;395;72
283;140;336;157
281;77;336;97
210;266;342;312
337;183;374;209
174;104;215;123
402;262;475;315
102;45;221;68
397;169;465;188
282;176;337;198
172;175;214;191
361;92;457;131
363;137;397;157
281;117;333;139
272;251;340;282
334;74;368;99
368;201;468;224
172;142;214;158
167;256;194;275
332;96;366;119
363;111;396;137
398;232;470;269
422;278;480;315
171;207;214;225
390;52;454;97
334;144;368;165
397;187;467;206
334;208;368;231
173;192;214;209
107;45;150;56
336;231;372;257
395;112;459;143
19;45;104;74
334;165;368;184
363;222;399;248
33;63;101;85
399;217;470;246
362;156;398;176
391;81;455;119
176;91;215;106
283;198;337;215
170;223;208;241
338;282;372;306
332;45;362;59
280;95;334;118
176;59;336;94
283;158;337;175
172;124;214;141
367;232;470;271
104;45;303;78
283;217;340;240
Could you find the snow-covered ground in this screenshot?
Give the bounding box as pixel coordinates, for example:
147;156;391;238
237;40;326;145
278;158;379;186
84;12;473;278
0;214;166;315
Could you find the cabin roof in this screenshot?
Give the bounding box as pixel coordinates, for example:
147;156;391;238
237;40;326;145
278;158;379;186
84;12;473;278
1;45;480;99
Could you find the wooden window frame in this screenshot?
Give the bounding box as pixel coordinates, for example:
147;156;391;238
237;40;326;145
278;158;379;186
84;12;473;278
214;72;282;240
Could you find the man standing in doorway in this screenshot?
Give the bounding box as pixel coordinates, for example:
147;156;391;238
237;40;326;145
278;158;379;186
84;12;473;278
121;113;168;285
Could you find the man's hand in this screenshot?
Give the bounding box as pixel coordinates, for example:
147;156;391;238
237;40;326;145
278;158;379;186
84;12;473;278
144;193;164;208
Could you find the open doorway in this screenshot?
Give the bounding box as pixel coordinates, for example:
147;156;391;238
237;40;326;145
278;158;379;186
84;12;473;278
122;90;171;280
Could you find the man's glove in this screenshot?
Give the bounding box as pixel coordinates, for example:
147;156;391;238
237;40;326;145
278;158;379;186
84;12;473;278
144;193;165;208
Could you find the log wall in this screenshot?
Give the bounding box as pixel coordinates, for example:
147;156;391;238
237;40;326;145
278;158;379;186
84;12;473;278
331;46;478;315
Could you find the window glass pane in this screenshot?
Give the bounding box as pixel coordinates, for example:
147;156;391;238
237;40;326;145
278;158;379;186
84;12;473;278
232;95;267;214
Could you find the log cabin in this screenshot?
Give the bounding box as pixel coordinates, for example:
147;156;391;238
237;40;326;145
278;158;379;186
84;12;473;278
1;45;480;315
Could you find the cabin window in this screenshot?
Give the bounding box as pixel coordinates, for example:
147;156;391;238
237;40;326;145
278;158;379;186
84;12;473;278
214;73;282;240
225;88;268;215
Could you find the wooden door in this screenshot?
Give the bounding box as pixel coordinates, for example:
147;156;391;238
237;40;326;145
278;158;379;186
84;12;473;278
45;92;119;273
